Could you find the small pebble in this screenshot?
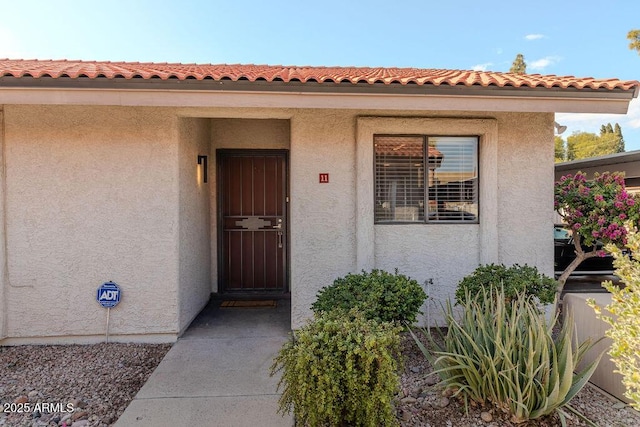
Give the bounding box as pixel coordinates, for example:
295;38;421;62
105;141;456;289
481;411;492;422
425;375;439;386
442;388;455;398
71;399;87;409
438;396;450;408
71;411;88;422
13;395;28;404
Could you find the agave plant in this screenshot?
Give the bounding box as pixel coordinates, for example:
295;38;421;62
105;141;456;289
410;289;602;425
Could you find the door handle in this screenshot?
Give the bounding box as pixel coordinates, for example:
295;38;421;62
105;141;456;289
275;218;283;248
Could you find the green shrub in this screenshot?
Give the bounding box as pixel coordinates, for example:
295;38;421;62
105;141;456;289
455;263;557;307
410;289;601;424
311;269;427;324
270;309;401;427
588;226;640;410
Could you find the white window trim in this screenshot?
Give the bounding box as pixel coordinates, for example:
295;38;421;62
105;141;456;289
356;116;499;271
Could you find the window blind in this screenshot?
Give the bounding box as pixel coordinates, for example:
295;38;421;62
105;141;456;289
374;136;424;222
428;137;478;222
374;135;478;223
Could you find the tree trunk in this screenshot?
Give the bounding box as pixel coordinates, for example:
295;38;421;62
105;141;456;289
554;236;600;311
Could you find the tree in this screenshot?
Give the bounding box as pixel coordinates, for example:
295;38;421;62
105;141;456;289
568;131;618;159
605;123;614;134
615;123;625;152
628;29;640;54
599;122;625;154
566;137;576;161
567;125;625;160
510;54;526;74
554;136;565;162
554;172;640;295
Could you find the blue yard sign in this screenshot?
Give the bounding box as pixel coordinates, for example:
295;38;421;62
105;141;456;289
96;281;121;308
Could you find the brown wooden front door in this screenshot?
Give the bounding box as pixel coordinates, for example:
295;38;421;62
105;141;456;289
218;151;287;292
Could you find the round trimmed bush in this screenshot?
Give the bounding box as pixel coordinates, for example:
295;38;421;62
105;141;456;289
455;263;557;307
311;269;427;324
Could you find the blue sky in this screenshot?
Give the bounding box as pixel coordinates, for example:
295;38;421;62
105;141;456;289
1;0;639;151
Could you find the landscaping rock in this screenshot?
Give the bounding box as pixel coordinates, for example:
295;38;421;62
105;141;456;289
13;395;28;404
481;411;493;422
0;343;170;426
438;396;450;408
425;375;439;386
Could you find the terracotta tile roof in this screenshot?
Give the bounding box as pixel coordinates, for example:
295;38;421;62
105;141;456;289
0;59;638;93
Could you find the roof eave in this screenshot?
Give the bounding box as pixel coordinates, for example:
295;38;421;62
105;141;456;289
556;149;640;171
0;75;636;99
0;76;635;114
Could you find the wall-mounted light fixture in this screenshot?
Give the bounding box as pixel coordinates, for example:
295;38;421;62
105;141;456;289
197;155;208;183
554;121;567;135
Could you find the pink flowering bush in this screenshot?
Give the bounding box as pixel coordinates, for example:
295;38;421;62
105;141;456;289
554;171;640;289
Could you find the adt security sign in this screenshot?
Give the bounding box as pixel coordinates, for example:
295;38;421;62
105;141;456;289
97;281;121;308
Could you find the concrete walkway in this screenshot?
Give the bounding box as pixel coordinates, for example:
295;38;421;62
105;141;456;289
115;298;294;427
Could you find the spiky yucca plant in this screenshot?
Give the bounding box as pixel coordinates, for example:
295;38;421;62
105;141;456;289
411;289;602;425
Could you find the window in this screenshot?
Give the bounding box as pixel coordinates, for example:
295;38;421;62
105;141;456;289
374;135;478;223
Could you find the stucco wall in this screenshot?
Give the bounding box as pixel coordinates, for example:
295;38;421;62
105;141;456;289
564;293;629;403
177;117;211;334
0;109;6;340
2;105;180;343
209;119;290;292
289;111;553;328
497;113;555;273
0;104;554;340
289;111;358;326
355;117;498;326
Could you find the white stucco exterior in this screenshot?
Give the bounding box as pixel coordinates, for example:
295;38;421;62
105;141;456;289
0;100;590;343
178;117;211;334
2;106;180;343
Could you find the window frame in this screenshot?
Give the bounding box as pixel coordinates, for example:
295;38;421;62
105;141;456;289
373;133;480;225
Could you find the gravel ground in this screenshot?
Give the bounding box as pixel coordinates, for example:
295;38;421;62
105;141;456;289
0;343;171;427
397;330;640;427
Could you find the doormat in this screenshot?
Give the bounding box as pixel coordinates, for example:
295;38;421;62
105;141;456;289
220;300;277;308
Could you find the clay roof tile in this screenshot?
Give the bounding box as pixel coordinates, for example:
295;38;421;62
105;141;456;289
0;59;637;93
